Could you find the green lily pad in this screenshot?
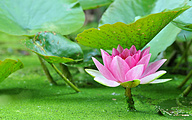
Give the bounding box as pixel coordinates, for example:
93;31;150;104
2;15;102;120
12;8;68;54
99;0;188;26
157;98;192;119
0;0;84;36
79;0;113;10
120;80;140;88
0;59;23;83
76;8;187;50
23;32;83;63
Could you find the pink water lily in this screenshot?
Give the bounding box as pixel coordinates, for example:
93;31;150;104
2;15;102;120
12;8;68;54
86;45;171;88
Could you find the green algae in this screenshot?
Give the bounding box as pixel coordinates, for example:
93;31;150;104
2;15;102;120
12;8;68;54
0;38;192;119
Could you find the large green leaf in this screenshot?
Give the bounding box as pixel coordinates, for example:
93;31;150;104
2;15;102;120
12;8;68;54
172;7;192;31
76;8;187;50
23;32;83;63
79;0;114;10
0;0;85;36
0;59;23;83
94;0;190;60
99;0;188;26
143;23;181;61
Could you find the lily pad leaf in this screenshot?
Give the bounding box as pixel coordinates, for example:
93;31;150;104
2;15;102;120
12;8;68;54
120;80;140;88
99;0;188;26
23;32;83;63
0;0;84;36
0;59;24;83
157;98;192;118
76;8;188;50
79;0;114;10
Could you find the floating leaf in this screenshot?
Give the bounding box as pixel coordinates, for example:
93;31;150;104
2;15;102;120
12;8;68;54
23;32;83;63
157;98;192;119
0;0;84;36
76;8;187;50
0;59;23;83
79;0;114;10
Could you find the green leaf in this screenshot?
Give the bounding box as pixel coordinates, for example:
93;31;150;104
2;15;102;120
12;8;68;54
99;0;188;26
97;0;190;60
172;7;192;31
0;0;84;36
23;32;83;63
0;59;23;83
176;30;192;42
79;0;114;10
120;80;140;88
66;46;101;67
143;23;181;61
76;8;187;50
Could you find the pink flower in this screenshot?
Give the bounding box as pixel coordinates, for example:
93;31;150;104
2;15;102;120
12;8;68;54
86;45;171;88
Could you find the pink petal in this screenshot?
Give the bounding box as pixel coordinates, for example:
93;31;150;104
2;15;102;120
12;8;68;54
140;70;166;84
110;56;130;82
112;48;119;56
142;59;167;77
101;49;112;69
85;69;120;87
125;56;136;68
141;47;150;57
117;45;124;53
129;45;137;55
133;50;141;62
137;54;151;70
125;64;144;82
119;48;130;59
92;57;117;82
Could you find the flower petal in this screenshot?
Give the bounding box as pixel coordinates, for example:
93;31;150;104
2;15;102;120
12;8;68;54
142;59;167;77
125;64;144;82
110;56;130;82
120;48;130;59
117;45;124;53
92;57;117;81
141;47;150;57
112;48;119;56
101;49;112;69
132;50;141;62
137;54;151;70
149;79;172;84
140;70;166;84
85;69;120;87
125;56;136;68
129;45;137;55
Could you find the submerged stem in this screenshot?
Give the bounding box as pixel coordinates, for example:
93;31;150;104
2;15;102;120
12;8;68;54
50;63;80;93
38;55;57;85
125;87;136;111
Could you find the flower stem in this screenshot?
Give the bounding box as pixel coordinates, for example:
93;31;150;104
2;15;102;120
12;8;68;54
125;87;136;111
50;63;80;93
178;70;192;89
38;55;57;85
59;63;76;86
